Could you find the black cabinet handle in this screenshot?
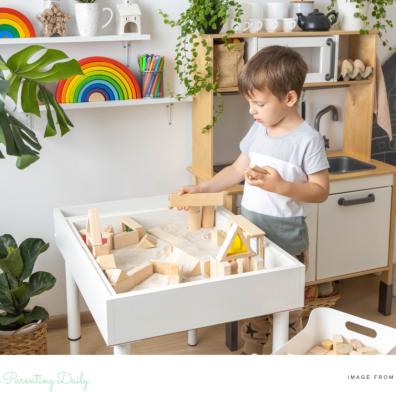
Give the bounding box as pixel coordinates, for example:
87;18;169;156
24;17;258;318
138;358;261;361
325;38;336;81
338;193;375;206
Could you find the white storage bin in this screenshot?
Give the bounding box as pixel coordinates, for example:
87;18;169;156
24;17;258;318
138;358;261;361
274;307;396;355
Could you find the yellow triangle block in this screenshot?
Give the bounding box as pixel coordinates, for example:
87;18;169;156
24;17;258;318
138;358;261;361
226;234;248;256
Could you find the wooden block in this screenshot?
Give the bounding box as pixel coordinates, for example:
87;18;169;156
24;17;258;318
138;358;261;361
87;208;102;245
79;228;88;243
137;234;157;249
102;231;114;250
168;192;225;208
166;247;200;276
321;339;333;351
200;259;211;278
211;229;227;246
201;206;215;228
210;257;217;278
349;351;362;355
121;217;145;239
188;207;202;231
151;260;180;276
92;243;112;258
111;262;154;293
350;339;364;350
332;334;344;344
357;346;379;355
258;236;265;259
229;214;265;237
105;225;114;233
334;343;353;355
113;230;139;249
307;345;328;355
326;350;336;355
229;259;238;275
250;256;264;271
218;261;232;276
149;227;184;246
105;269;128;286
96;254;117;270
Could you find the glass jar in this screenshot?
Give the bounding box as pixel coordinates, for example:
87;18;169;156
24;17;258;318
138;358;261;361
141;71;164;98
40;0;69;37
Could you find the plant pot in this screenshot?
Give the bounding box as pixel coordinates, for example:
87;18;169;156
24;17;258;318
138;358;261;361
0;321;48;355
204;16;224;34
75;2;114;37
337;0;368;30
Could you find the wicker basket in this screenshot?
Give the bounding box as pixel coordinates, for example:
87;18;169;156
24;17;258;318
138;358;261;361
0;321;48;355
302;291;341;318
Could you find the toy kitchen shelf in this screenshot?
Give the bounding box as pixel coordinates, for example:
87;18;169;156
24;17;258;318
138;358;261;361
0;34;151;45
54;195;305;354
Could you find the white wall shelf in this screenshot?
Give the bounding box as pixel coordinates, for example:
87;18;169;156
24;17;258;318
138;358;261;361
0;34;151;45
36;97;191;112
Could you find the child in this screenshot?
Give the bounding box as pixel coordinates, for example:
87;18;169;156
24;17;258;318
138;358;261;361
178;45;330;354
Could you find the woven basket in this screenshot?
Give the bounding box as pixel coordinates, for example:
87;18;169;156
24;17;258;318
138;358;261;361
302;291;341;318
0;321;48;355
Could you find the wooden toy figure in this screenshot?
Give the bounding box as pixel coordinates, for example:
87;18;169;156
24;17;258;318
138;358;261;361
117;0;142;35
37;2;70;37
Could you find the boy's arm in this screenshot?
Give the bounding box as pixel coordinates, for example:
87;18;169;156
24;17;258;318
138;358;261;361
179;154;249;194
245;166;329;203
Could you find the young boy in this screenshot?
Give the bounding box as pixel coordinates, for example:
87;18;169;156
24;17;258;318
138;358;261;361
178;46;330;353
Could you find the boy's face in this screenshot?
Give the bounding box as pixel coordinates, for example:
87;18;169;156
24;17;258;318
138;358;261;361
246;88;295;128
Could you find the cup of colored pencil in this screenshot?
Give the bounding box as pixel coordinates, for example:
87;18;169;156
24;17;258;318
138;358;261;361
138;54;164;98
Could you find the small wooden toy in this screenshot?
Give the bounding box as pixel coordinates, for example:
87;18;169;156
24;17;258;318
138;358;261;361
96;254;117;270
121;217;144;238
113;230;139;249
37;3;70;37
117;0;141;35
137;234;157;249
0;7;36;38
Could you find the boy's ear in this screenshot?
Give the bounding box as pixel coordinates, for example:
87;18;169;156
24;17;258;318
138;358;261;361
285;90;299;107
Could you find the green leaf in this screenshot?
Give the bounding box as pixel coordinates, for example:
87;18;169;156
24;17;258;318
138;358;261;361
0;313;23;327
16;154;40;169
21;80;40;116
23;306;49;324
0;234;18;253
27;271;56;297
0;248;24;280
19;239;49;280
10;283;30;310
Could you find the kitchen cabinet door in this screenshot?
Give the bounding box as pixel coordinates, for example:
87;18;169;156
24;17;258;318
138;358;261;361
317;186;391;279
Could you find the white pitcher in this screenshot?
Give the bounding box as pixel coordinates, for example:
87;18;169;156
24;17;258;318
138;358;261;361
75;2;114;37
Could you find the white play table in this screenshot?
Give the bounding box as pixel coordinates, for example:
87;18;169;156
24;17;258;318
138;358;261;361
54;195;305;354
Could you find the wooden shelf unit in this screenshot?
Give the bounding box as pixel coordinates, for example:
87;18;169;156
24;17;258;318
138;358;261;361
192;31;377;182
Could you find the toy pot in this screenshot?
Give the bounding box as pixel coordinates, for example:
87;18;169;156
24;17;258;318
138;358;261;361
75;2;114;37
337;0;368;30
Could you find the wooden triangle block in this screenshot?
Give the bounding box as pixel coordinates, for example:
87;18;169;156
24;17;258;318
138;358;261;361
137;234;157;249
216;223;254;262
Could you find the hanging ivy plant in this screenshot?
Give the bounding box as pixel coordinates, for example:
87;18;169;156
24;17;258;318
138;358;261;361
160;0;243;132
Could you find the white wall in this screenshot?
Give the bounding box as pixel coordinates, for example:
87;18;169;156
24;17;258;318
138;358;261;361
1;0;396;316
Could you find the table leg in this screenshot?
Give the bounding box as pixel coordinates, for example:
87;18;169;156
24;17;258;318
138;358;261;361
378;281;393;315
225;321;239;351
272;311;289;353
187;329;198;346
65;265;81;355
113;343;132;355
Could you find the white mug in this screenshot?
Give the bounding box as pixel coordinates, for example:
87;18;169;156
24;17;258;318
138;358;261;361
263;18;279;32
247;18;263;33
266;2;289;19
280;18;297;32
75;3;114;37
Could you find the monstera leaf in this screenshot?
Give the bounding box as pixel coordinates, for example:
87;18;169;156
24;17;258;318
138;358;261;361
0;46;82;169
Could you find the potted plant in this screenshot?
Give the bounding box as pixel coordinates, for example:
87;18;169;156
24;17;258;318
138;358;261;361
0;234;55;354
0;45;82;169
160;0;243;132
328;0;395;49
75;0;114;37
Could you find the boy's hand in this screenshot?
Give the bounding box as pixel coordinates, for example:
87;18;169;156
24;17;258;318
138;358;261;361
245;166;286;194
175;185;201;210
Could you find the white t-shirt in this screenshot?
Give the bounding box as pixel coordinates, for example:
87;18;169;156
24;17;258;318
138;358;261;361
240;120;329;218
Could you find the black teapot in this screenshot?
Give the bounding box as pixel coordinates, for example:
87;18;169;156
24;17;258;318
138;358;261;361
297;9;338;31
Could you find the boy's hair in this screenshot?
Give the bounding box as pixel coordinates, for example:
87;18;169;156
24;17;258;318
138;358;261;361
238;45;308;101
